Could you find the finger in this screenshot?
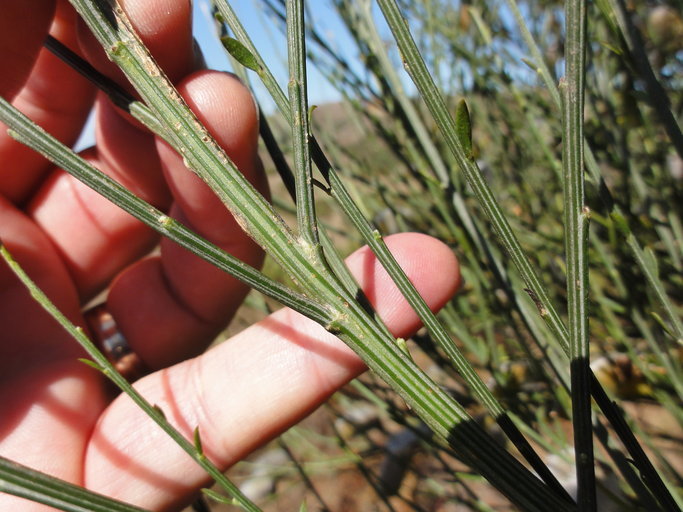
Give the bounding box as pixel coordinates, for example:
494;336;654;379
76;0;195;91
0;0;55;101
0;1;96;204
84;233;461;510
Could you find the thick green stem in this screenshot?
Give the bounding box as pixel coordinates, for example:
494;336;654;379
0;456;149;512
562;0;595;509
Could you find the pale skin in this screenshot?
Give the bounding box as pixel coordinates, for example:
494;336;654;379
0;1;461;510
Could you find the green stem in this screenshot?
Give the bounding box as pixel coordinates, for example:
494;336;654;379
562;0;595;508
286;0;320;246
0;456;150;512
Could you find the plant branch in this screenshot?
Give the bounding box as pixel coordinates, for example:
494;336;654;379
214;0;578;497
0;96;330;326
562;0;596;508
286;0;320;246
0;455;150;512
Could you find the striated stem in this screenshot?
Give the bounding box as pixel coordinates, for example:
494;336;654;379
562;0;595;508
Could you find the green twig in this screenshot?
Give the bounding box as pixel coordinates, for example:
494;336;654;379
0;455;150;512
286;0;320;246
562;0;595;508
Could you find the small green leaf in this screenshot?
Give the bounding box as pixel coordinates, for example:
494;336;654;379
202;488;231;504
298;501;308;512
396;338;412;359
468;6;492;45
193;426;203;456
598;40;623;56
650;312;675;339
609;211;630;237
455;99;473;159
521;58;539;72
307;105;317;129
220;36;261;72
78;358;103;371
643;246;659;277
152;404;166;420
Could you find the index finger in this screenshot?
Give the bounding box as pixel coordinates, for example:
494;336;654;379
0;1;96;204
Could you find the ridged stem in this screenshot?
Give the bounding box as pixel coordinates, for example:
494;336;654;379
562;0;596;508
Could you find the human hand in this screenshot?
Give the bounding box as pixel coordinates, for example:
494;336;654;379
0;1;461;510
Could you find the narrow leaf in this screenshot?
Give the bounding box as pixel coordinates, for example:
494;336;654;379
202;488;232;504
220;36;261;72
194;427;204;456
455;99;473;159
643;247;659;277
78;358;103;371
152;404;166;420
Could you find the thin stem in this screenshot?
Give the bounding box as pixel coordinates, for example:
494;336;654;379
562;0;595;508
607;0;683;159
286;0;319;246
213;1;289;118
354;0;450;185
504;0;561;108
376;0;569;353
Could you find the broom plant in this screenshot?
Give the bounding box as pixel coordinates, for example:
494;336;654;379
0;0;681;510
